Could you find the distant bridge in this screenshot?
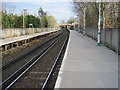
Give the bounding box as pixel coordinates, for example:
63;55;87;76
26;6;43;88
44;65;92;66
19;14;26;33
57;22;79;30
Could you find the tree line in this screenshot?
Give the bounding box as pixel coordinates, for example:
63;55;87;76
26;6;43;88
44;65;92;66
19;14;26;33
2;7;56;28
73;2;119;28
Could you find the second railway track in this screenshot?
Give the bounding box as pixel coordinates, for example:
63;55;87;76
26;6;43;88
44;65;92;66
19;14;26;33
1;29;69;89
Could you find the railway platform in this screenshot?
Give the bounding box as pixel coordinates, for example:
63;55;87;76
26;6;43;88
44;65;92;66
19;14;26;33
55;30;118;88
0;29;59;51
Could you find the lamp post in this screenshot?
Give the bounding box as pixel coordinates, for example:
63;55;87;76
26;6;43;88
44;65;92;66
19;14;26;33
97;0;101;46
77;14;80;32
80;3;86;36
23;9;27;28
83;6;86;36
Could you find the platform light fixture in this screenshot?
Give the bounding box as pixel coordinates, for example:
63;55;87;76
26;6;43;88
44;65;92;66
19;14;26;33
97;0;101;46
23;9;27;28
80;3;86;36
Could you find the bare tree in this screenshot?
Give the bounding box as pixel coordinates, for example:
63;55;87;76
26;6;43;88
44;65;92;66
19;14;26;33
72;1;118;28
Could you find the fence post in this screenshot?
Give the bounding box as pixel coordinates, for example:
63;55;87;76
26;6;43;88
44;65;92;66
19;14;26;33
117;28;120;54
110;28;112;49
104;28;106;46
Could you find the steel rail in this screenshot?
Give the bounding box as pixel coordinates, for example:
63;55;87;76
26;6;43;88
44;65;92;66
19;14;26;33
1;34;62;90
41;35;69;90
1;31;62;69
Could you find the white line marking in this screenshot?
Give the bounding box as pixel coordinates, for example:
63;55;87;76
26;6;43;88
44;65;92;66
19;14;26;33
54;30;71;88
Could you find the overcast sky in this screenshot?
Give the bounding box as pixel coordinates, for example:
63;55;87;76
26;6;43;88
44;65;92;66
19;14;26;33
3;0;76;24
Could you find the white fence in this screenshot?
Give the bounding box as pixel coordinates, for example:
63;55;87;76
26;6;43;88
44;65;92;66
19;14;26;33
0;28;53;39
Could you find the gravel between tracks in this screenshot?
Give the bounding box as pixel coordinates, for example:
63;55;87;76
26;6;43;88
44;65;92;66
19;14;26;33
11;29;69;88
2;30;62;82
2;30;61;64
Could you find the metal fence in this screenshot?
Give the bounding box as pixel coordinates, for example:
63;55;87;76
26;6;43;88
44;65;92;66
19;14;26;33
78;27;119;54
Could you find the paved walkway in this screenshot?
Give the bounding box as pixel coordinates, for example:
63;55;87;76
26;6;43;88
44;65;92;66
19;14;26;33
55;30;118;88
0;29;59;46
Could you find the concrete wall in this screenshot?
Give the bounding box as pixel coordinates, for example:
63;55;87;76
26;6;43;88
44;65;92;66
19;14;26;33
79;27;119;54
0;28;52;39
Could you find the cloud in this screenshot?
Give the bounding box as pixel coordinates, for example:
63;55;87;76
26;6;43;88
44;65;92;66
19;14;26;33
3;1;75;23
31;2;74;23
2;0;119;2
2;0;72;2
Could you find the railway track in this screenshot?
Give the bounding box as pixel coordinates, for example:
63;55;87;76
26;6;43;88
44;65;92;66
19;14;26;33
2;31;62;84
41;32;69;89
1;30;62;89
1;29;69;89
2;30;62;69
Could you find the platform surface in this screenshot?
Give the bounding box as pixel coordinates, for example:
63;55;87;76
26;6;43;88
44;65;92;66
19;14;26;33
55;30;118;88
0;29;58;46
